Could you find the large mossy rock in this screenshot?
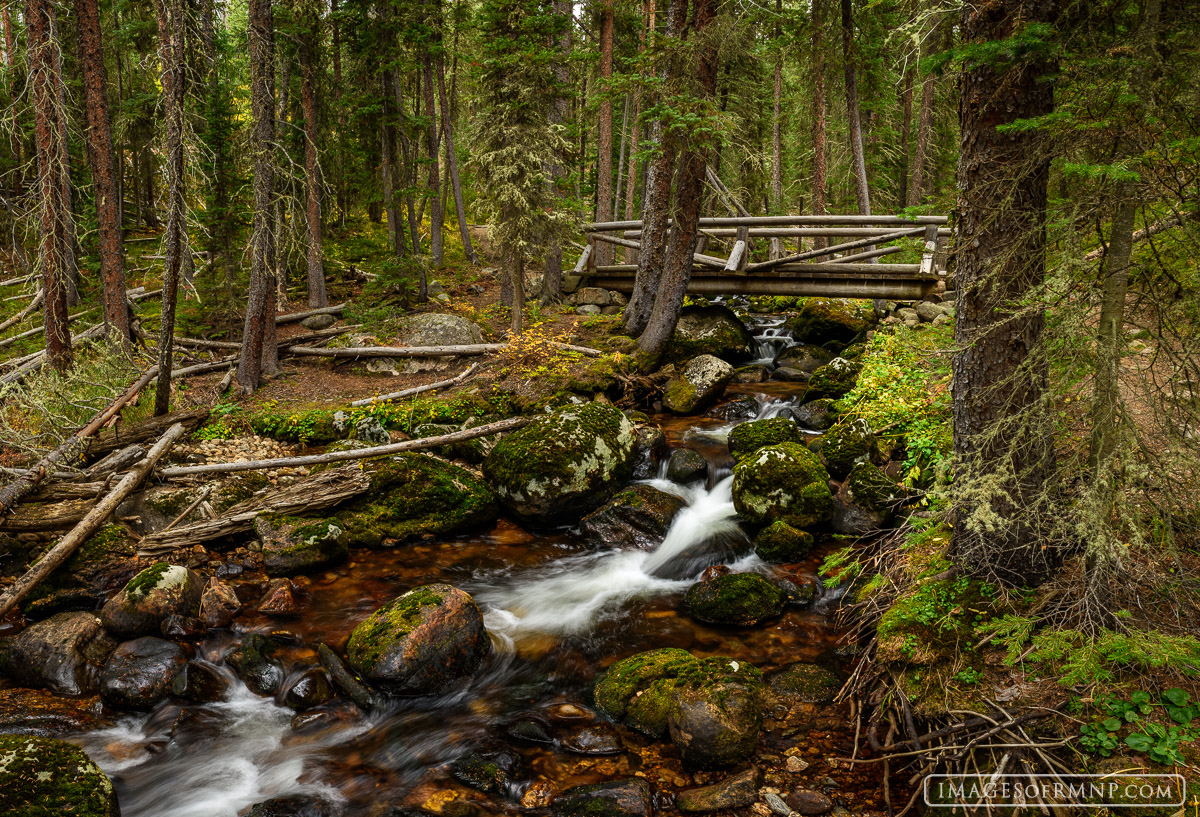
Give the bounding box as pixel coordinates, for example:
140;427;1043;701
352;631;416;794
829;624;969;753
686;572;786;625
732;442;833;529
728;417;806;461
790;398;837;431
773;343;833;374
0;734;119;816
804;357;861;401
665;304;755;363
753;520;815;564
831;461;903;535
0;612;117;696
336;453;497;547
99;636;187;709
255;515;349;576
345;584;491;695
821;418;878;480
784;298;874;344
663;355;735;414
394;313;485;373
553;778;653;817
98;563;205;637
580;484;685;549
482;403;636;525
594;647;700;737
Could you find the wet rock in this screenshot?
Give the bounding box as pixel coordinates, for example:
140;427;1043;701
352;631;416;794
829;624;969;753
666;449;709;485
505;717;554;745
258;578;300;615
676;766;763;812
753;521;815;564
450;750;518;795
346;584;490;695
99;636;187;710
728;417;806;461
337;453;498;546
765;791;792;816
171;659;230;703
707;396;760;422
820;418;878;480
663;355;735;414
785;298;874;344
394;313;485;373
594;647;703;737
0;611;117;696
772;366;810;382
245;795;336;817
0;688;110;736
99;563;205;638
732;443;833;528
300;313;337;331
160;614;206;640
226;633;285;695
778;577;818;607
281;668;333;711
553;778;653;817
668;657;766;769
686;572;786;626
0;734;119;816
787;789;834;815
766;662;841;704
199;577;241;628
666;304;756;364
831;461;903;535
734;365;770;384
256;515;349;577
790;399;836;431
560;723;623;755
522;782;555;809
580;484;686;549
483;403;636;525
804;357;861;401
774;343;833;374
630;425;670;480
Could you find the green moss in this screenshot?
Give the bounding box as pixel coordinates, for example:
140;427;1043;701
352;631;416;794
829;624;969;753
663;377;697;409
731;442;834;528
876;574;997;669
123;562;172;599
728;417;806;461
686;573;786;625
754;520;815;563
822;418;878;479
212;473;273;512
805;357;863;400
346;587;445;669
142;489;197;519
0;734;118;816
594;648;698;737
767;662;840;703
250;407;341;443
785;298;874;343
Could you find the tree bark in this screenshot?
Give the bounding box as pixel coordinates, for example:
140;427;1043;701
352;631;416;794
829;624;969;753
26;0;73;372
541;0;572;302
841;0;870;216
949;0;1058;586
330;0;347;226
274;48;290;303
422;15;443;277
908;68;935;207
624;0;652;227
899;66;913;209
593;0;615;267
770;0;783;259
437;53;476;264
238;0;278;396
76;0;131;353
299;14;328;308
811;0;828;247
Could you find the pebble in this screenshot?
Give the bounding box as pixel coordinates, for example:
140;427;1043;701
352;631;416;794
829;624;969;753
764;792;792;816
785;756;810;773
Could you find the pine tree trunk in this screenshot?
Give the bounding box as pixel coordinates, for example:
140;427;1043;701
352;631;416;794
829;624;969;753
300;17;327;308
898;66;913;209
437;53;476;264
330;0;347;227
75;0;131;353
27;0;73;372
422;47;442;278
613;93;630;218
949;0;1058;585
811;0;827;248
392;69;422;256
841;0;871;216
2;4;14;68
237;0;277;396
623;0;651;226
275;50;290;304
907;69;935;207
770;0;783;259
593;0;615;266
154;0;187;415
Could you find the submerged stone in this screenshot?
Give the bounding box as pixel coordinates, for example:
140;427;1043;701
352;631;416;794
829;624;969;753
580;484;685;549
766;662;842;704
553;778;653;817
99;636;187;710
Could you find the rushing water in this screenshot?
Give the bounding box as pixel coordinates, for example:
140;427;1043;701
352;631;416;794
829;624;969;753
67;313;856;817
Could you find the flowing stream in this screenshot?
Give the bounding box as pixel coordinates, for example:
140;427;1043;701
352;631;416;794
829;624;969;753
68;312;858;817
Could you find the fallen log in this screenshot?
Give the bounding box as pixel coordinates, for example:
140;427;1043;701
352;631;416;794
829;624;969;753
0;363;160;516
85;443;148;480
88;407;209;459
0;273;36;288
137;465;372;555
348;363;479;407
28;481;108;503
157;416;531;478
0;423;186;618
174;324;359;352
275;303;346;325
0;323;108;386
289;341;601;359
0;289;44;334
0;498;95;532
318;644;380;712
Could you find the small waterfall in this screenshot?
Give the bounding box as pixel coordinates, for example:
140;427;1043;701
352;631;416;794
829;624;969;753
751;318;793;365
479;476;752;644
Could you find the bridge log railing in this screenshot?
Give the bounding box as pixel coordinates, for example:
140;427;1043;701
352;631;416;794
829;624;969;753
574;215;950;300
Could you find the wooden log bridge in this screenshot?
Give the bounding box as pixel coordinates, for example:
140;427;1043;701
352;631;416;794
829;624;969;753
574;214;950;300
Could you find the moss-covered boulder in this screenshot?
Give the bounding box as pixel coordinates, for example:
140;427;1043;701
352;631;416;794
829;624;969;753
0;612;117;696
831;461;903;534
766;662;841;704
791;398;837;431
663;355;735;414
667;656;766;769
785;298;874;344
99;636;187;710
0;734;119;816
593;647;701;737
553;778;653;817
732;443;833;529
821;418;878;480
774;343;833;374
345;584;490;695
754;521;815;563
676;766;764;813
728;417;807;461
686;572;786;625
255;515;349;576
336;453;498;547
412;423;488;464
98;563;205;638
394;313;485;373
226;633;284;695
665;304;755;363
449;750;517;795
580;484;685;549
804;357;861;400
20;525;137;622
482;403;636;525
